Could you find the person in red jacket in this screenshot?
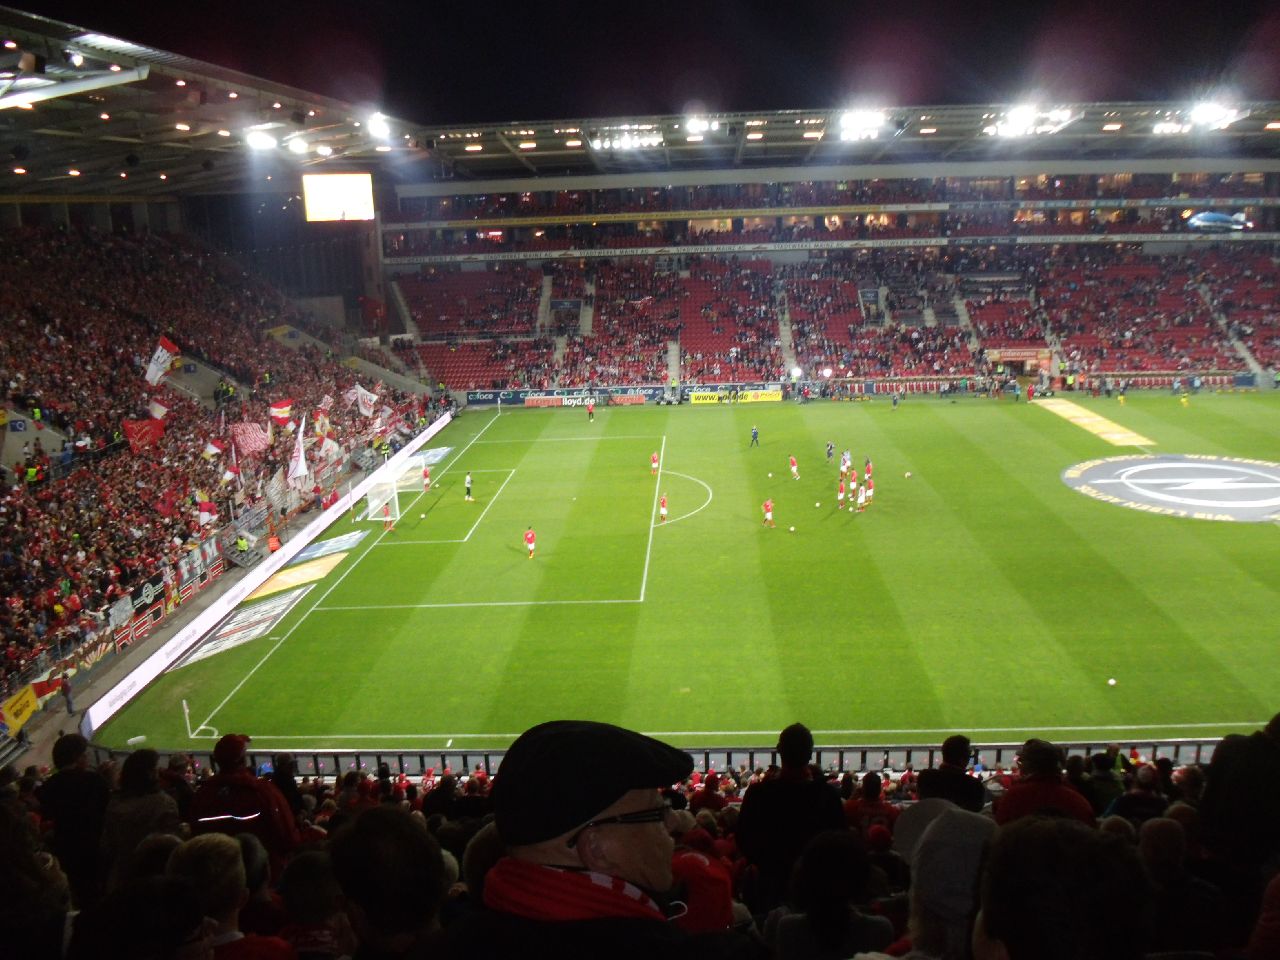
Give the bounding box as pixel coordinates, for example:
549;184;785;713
189;734;299;875
993;738;1096;827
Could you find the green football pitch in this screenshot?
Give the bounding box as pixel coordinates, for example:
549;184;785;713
94;390;1280;753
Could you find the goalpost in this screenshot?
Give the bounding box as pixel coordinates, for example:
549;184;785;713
357;455;431;521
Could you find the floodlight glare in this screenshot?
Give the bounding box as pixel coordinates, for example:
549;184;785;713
839;110;886;140
314;145;333;156
287;138;308;155
685;117;710;133
1189;102;1240;129
367;112;391;138
791;366;803;378
245;130;278;150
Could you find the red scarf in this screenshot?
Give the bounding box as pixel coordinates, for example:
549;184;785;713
483;857;664;922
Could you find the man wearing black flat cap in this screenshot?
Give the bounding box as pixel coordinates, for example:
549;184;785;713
445;720;764;958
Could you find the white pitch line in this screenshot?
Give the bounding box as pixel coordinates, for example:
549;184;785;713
472;435;662;444
195;411;502;735
204;719;1268;743
316;598;642;611
375;539;468;545
462;469;516;541
638;435;666;602
659;470;714;526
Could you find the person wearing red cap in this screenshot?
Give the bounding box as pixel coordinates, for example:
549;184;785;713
189;734;299;874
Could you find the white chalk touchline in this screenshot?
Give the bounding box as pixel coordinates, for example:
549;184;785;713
638;435;665;602
193;720;1265;743
315;598;642;611
472;435;661;444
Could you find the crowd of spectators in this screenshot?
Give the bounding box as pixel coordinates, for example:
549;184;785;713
0;228;426;694
397;267;541;337
389;174;1275;224
6;714;1280;958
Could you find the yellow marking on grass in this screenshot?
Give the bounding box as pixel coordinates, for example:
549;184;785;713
1034;398;1155;447
247;553;347;601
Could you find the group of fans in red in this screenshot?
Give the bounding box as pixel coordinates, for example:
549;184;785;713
761;439;875;529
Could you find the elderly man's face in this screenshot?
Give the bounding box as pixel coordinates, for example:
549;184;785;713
578;788;675;893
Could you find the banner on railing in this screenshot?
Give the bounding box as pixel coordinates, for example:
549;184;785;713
466;387;664;406
1;684;38;738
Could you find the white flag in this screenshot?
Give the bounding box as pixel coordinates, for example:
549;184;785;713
145;336;180;386
287;415;309;488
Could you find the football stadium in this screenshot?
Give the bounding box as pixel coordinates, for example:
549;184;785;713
3;4;1280;956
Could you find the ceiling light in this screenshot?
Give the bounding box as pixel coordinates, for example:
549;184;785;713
685;134;703;142
1102;122;1123;131
272;101;282;109
3;41;16;50
1153;121;1191;135
565;139;582;147
67;168;80;176
919;127;937;134
159;173;167;179
175;79;186;87
367;112;391;138
1266;121;1280;131
175;122;190;131
119;171;127;178
228;91;238;99
245;130;278;150
802;130;824;139
217;129;230;137
314;145;332;156
518;141;536;149
746;131;763;140
1190;102;1240;130
375;144;392;152
12;166;26;174
287;138;308;155
66;51;84;67
464;144;483;151
109;63;120;72
99;112;110;120
308;110;315;117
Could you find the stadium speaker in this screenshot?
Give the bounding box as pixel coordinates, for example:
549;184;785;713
10;143;30;162
125;153;140;167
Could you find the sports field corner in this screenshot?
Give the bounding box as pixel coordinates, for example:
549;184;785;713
92;390;1280;753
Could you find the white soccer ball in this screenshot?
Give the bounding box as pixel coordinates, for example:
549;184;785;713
905;471;912;478
815;502;820;508
768;472;773;478
1107;678;1117;686
789;526;795;532
420;514;426;519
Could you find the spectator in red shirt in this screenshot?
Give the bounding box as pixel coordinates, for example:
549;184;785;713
843;772;901;838
993;739;1097;828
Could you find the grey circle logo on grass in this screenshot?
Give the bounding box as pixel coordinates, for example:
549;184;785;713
1062;455;1280;522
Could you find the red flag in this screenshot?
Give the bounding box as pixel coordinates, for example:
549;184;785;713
269;399;294;425
122;419;165;452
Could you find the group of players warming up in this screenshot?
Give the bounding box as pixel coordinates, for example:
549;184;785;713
753;428;876;529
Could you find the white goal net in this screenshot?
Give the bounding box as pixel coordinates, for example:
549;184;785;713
357;457;429;521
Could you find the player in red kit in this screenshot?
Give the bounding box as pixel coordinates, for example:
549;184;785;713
762;498;775;527
383;503;395;532
422;465;431;492
651;451;659;475
658;493;668;523
864;456;873;479
524;526;536;559
866;476;874;505
837;479;846;509
789;455;799;480
587;399;595;421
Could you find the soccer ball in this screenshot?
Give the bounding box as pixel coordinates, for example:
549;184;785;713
815;502;821;508
1107;678;1117;686
420;514;426;519
768;472;773;478
905;471;912;478
789;526;795;532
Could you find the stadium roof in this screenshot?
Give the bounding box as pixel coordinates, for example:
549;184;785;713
2;5;1280;198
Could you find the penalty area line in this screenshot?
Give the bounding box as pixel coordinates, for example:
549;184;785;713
315;598;643;611
638;435;666;602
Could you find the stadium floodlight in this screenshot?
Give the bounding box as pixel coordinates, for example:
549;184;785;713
314;145;333;156
839;110;885;141
287;137;309;155
245;130;278;150
367;112;391;138
985;105;1075;137
1153;120;1191;135
685;116;710;134
1189;102;1241;130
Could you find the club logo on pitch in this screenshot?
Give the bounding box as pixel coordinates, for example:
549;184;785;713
1062;455;1280;522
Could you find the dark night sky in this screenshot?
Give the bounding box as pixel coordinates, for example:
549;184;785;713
15;0;1280;123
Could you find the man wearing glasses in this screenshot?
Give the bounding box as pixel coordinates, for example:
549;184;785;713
449;720;764;957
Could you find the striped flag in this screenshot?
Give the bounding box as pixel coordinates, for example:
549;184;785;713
269;399;294;425
148;397;170;419
230;422;270;457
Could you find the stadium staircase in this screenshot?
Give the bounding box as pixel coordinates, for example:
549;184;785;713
1199;285;1266;381
666;340;681;386
922;305;937;327
777;288;799;374
953;296;981;353
579;279;595;335
553;336;568;370
388;279;419;339
537;274;553;333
